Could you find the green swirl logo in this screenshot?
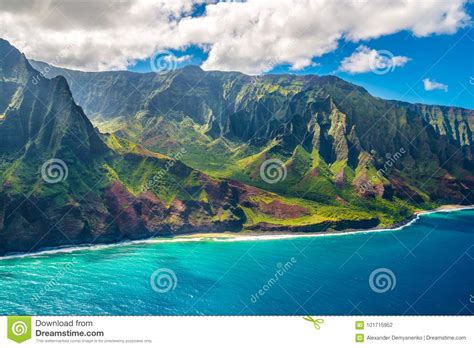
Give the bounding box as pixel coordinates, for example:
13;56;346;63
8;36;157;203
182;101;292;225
7;316;32;343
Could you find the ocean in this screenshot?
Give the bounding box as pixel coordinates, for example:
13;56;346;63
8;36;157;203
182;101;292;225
1;209;473;315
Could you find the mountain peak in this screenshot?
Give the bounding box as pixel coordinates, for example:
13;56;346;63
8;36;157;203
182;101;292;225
0;40;107;159
0;38;15;53
0;38;34;80
180;64;203;73
0;38;28;65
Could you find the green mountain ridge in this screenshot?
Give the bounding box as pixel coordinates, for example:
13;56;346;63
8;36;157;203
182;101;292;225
30;59;474;206
0;39;471;255
1;39;401;256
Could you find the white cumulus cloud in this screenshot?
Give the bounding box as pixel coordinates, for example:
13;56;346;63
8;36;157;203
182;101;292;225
423;78;448;92
165;54;193;64
0;0;470;74
339;46;410;74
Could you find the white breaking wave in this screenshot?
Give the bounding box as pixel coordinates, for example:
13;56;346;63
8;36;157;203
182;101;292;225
1;206;472;261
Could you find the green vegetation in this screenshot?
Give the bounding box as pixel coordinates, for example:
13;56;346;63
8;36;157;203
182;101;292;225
0;38;472;255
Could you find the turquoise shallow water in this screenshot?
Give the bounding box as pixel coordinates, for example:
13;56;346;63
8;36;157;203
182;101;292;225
0;209;473;315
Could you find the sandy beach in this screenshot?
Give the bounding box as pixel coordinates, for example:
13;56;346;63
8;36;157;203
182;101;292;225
1;204;472;260
165;204;474;242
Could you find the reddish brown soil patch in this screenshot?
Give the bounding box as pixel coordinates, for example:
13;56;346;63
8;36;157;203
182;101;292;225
260;200;310;219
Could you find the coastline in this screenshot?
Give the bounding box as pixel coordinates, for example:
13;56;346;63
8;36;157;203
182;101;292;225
176;204;474;241
1;204;472;261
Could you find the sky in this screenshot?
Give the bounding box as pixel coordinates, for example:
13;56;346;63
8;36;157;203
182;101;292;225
0;0;473;109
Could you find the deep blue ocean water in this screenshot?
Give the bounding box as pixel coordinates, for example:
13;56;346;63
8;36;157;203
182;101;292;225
0;209;473;315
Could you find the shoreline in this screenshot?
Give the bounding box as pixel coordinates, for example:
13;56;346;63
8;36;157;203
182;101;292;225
1;204;472;261
175;204;474;241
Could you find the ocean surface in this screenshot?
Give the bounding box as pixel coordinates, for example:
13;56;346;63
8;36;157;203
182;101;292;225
1;209;473;315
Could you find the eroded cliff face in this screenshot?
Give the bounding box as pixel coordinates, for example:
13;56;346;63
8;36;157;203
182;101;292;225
412;104;473;146
31;59;473;150
4;39;403;256
0;177;249;255
31;59;473;202
0;40;260;254
0;39;472;255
